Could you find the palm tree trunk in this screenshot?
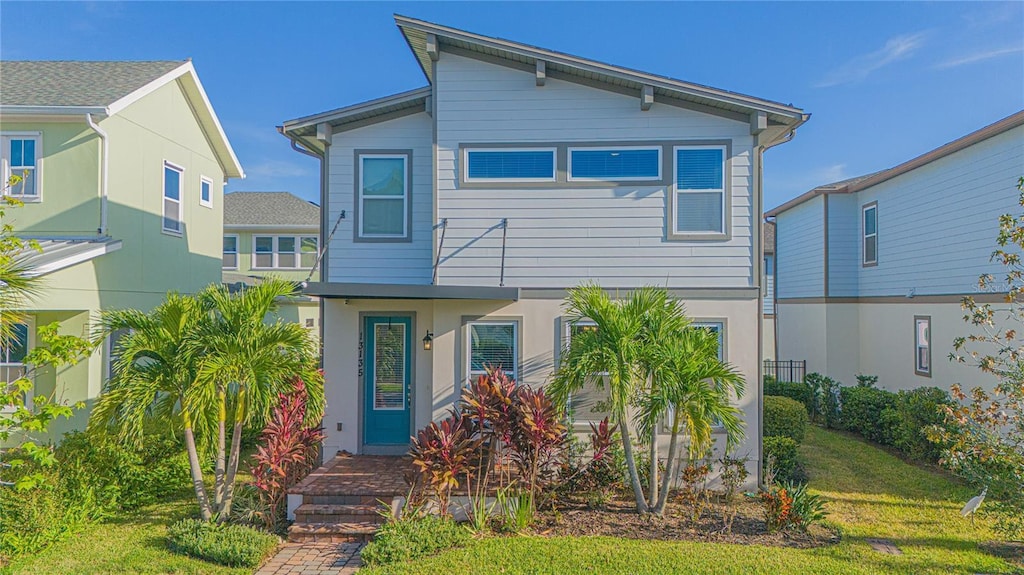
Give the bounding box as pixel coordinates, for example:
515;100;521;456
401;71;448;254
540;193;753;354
214;387;226;507
183;410;212;521
649;427;659;506
618;412;649;514
218;389;246;520
654;410;682;514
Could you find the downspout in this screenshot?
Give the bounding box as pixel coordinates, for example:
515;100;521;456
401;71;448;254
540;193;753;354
85;113;109;235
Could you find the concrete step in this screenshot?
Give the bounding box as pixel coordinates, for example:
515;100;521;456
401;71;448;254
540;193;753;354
303;494;396;506
294;503;386;524
287;521;379;543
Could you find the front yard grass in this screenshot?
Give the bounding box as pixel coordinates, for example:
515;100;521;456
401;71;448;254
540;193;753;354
363;426;1019;575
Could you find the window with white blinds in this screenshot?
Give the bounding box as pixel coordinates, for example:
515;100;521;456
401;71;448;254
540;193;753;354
568;147;661;181
673;146;726;234
465;148;556;182
467;321;518;380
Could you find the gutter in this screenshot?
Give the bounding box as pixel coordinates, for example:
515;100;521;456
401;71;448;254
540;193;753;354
84;113;109;235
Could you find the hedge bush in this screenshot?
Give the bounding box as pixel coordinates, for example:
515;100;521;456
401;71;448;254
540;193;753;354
0;461;94;558
360;515;470;567
763;396;808;443
167;518;279;567
882;387;952;462
763;436;801;484
764;380;813;415
839;386;897;444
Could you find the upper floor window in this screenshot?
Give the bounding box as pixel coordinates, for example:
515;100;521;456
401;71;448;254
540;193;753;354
568;147;661;181
863;202;878;266
2;134;41;199
673;146;726;236
163;161;184;235
222;235;238;269
464;148;556;182
914;316;931;377
252;235;318;269
467;321;518;382
358;154;409;240
200;177;213;208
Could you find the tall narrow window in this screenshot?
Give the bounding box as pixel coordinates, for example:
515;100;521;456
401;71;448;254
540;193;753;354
0;323;29;386
563;320;610;428
467;321;518;381
277;236;297;268
359;154;408;239
673;146;726;235
863;202;878;266
915;316;931;377
2;135;40;198
254;236;273;268
222;235;238;269
200;177;213;208
163;162;183;234
693;322;725;361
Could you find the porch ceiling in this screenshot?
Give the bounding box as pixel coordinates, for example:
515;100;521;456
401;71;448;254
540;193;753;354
302;281;520;301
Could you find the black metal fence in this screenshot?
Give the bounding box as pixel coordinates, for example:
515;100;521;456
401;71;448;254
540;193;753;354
764;360;806;383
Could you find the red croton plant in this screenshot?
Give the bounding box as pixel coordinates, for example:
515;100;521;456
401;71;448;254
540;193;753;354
251;377;324;530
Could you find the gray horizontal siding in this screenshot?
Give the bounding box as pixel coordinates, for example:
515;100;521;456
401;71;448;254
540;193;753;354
434;53;756;289
827;193;860;297
326;112;434;284
776;195;824;298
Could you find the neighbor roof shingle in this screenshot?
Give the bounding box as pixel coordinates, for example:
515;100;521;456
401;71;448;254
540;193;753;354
0;60;186;107
224;192;320;228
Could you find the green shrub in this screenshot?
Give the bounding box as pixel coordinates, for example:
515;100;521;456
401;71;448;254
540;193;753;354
764;380;813;414
167;518;279;568
806;373;842;427
0;458;94;558
882;387;952;462
839;386;897;444
360;515;470;567
763;436;801;483
763;396;808;443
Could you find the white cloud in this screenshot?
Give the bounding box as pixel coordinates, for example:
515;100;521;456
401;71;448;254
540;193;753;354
815;33;928;88
933;45;1024;69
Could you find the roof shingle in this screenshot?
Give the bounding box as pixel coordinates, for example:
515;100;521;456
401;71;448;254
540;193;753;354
0;60;185;107
224;192;320;228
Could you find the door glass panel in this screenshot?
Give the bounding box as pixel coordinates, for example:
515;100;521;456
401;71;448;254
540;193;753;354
373;323;405;410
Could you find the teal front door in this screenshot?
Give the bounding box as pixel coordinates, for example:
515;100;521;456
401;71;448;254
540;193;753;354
363;316;412;446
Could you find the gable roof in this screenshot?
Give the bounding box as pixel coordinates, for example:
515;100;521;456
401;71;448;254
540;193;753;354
224;192;320;229
766;110;1024;217
0;60;244;179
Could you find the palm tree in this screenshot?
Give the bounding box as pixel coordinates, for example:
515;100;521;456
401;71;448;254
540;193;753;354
638;326;746;515
88;294;218;519
550;283;653;513
191;278;324;519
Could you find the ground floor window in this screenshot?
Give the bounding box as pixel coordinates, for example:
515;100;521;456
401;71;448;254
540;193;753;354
2;322;30;411
467;321;518;381
914;316;931;376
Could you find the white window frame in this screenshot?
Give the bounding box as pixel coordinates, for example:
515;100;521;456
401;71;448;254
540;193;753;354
672;144;727;236
299;235;319;268
563;319;609;376
1;132;43;201
358;154;409;239
862;202;878;266
162;160;184;236
566;146;662;182
914;316;931;377
463;147;557;183
664;320;727;433
466;320;519;382
2;318;34;413
199;176;213;208
249;234;318;270
222;234;239;270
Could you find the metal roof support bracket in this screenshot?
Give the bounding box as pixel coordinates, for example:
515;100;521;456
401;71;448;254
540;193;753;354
535;60;546;86
640;85;654;111
499;218;509;287
432;218;448;285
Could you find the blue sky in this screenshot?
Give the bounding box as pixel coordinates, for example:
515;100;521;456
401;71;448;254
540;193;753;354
3;2;1022;210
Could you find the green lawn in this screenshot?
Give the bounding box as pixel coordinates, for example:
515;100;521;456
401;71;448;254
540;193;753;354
2;496;254;575
363;426;1019;575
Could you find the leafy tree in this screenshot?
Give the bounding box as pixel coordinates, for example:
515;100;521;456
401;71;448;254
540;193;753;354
931;176;1024;539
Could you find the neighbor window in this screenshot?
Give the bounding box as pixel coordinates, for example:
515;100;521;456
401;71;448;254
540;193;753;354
222;235;238;269
251;235;318;269
0;322;29;385
673;146;726;235
915;316;931;376
467;321;518;381
2;134;41;199
863;202;878;266
200;177;213;208
464;148;556;182
568;147;661;181
359;154;409;239
162;161;184;234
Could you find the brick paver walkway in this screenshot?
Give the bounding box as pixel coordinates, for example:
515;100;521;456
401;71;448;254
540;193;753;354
290;452;412;497
256;542;364;575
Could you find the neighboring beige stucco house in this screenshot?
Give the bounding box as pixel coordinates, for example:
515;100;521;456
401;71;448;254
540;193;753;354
222;191;320;333
0;60;243;434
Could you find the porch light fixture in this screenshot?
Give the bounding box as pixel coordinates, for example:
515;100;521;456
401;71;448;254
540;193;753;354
422;330;433;351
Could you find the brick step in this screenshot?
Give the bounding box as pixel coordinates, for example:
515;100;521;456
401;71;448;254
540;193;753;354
303;494;400;506
294;503;386;524
287;521;379;543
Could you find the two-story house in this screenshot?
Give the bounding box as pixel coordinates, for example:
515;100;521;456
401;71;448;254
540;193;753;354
768;111;1024;394
279;16;807;482
0;60;243;432
222;191;320;332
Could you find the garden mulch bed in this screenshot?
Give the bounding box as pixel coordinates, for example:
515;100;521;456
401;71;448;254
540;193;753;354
534;494;840;549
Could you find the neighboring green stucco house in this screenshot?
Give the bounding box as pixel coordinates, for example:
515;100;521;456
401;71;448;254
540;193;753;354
222;191;320;333
0;60;244;434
